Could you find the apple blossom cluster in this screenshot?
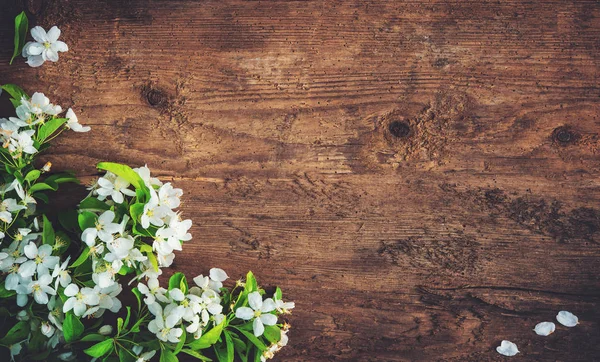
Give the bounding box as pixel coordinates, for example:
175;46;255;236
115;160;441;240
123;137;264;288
0;84;295;362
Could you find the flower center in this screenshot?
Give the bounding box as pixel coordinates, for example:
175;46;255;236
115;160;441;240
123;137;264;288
43;42;51;49
35;255;43;264
254;310;262;318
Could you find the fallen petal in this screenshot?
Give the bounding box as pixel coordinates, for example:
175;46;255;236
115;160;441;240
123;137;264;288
534;322;556;336
496;340;519;356
556;311;578;327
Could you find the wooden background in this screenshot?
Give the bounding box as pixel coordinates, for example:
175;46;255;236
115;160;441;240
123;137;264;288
1;0;600;360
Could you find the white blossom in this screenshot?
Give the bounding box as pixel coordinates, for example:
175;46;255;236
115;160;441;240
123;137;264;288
81;210;121;246
65;108;90;132
137;278;168;305
62;284;100;317
22;26;68;67
235;292;278;337
95;172;135;204
19;242;59;278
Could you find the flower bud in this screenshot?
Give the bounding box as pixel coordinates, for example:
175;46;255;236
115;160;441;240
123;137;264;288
42;162;52;172
41;322;55;338
16;310;29;321
99;325;113;336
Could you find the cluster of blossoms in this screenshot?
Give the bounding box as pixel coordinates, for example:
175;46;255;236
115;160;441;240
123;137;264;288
0;83;294;362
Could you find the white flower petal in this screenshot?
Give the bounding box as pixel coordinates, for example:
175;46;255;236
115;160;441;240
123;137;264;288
30;26;47;43
26;55;45;67
556;311;578;327
209;268;228;282
496;340;519;357
260;313;277;326
534;321;556;336
248;291;262;311
46;26;61;43
252;318;264;337
235;307;254;320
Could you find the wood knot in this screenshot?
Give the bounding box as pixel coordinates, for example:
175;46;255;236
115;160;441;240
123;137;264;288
145;89;167;107
552;126;577;146
388;120;411;138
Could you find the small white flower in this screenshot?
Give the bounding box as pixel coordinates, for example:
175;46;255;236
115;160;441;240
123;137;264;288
158;183;183;209
169;217;192;242
26;273;56;304
0;198;27;223
193;268;228;293
556;310;578;327
533;321;555;336
52;257;71;289
274;298;295;314
105;235;135;261
10;342;23;360
235;291;278;337
137;278;168;305
19;242;60;278
134;165;162;188
141;189;170;229
96;173;136;204
496;340;519;356
65;108;90;132
62;283;100;316
147;304;184;343
22;26;68;67
81;210;121;246
41;322;55;338
8;130;37;157
152;227;181;256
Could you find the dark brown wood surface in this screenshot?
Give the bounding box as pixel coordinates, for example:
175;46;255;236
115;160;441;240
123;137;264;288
1;0;600;360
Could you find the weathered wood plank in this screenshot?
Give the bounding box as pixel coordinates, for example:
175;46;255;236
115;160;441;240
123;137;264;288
1;0;600;360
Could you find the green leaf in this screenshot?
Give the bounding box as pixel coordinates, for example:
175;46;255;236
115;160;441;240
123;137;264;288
145;249;159;272
45;172;79;185
69;246;90;268
130;203;145;224
160;348;179;362
24;170;41;183
78;211;97;231
84;339;114;358
274;287;282;300
80;333;106;342
63;313;85;343
244;271;258;294
96;162;149;201
79;197;110;211
42;215;55;245
224;331;234;362
0;321;29;345
174;326;187;354
38;117;68;142
117;318;124;335
231;327;267;352
187;319;226;350
263;325;280;344
123;306;131;331
58;209;79;232
180;349;212;361
10;12;28;65
1;84;27;103
131;287;142;313
118;347;137;362
169;272;188;294
34;192;49;203
0;282;16;298
29;182;57;193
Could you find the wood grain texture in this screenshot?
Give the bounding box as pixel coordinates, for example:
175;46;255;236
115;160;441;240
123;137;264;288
1;0;600;360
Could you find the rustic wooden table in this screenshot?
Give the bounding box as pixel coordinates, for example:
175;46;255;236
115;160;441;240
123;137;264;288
1;0;599;360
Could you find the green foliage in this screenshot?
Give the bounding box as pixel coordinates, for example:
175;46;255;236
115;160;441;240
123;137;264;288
10;12;28;65
84;339;114;358
63;313;85;343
